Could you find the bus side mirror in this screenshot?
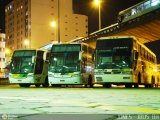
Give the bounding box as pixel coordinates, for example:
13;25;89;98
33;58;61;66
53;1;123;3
134;51;138;60
79;52;82;60
32;56;36;63
92;53;95;62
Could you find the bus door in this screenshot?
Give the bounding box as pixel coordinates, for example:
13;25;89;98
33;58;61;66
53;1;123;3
34;51;44;82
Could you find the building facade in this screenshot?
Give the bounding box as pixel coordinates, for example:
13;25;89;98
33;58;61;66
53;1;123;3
5;0;88;50
0;33;5;71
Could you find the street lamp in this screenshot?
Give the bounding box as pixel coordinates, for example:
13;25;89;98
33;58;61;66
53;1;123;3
50;21;57;42
24;39;29;49
5;48;12;64
93;0;101;30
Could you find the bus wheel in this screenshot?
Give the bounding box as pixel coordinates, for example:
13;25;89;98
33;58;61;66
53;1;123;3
148;84;153;88
42;77;49;87
35;84;41;88
134;84;139;88
125;84;132;88
51;84;61;87
150;76;155;88
145;84;149;88
19;84;30;87
19;84;25;87
138;73;141;84
88;75;93;88
25;84;30;87
103;84;111;88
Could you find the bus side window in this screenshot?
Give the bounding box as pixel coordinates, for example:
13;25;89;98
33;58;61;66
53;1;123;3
35;51;44;74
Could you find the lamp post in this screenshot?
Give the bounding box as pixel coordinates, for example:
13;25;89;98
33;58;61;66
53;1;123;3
94;0;101;30
24;39;29;49
50;21;57;42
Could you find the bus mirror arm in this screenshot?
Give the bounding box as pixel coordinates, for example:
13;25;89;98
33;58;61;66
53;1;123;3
134;51;138;60
79;52;82;61
92;54;95;62
32;56;36;63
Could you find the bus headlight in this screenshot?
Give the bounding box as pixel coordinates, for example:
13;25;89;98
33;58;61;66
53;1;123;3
72;73;80;77
122;71;132;74
48;73;54;77
122;69;132;74
27;73;34;77
95;72;104;75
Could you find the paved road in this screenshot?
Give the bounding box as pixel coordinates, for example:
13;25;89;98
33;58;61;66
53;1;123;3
0;85;160;120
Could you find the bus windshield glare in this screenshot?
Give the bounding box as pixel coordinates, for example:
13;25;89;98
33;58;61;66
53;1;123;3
49;52;80;73
96;38;133;69
10;50;36;74
10;57;34;74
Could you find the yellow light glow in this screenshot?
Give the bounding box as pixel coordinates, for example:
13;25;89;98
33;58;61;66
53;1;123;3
94;0;101;6
5;48;10;54
50;21;56;28
24;39;29;46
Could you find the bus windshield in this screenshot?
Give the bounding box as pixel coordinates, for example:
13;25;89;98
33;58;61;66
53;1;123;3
10;57;34;74
96;49;132;69
49;52;80;73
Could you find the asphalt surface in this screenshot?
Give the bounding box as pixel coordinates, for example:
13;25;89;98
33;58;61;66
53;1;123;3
0;85;159;120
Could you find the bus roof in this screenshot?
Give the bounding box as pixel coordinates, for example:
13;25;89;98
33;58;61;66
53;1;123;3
97;36;156;57
14;49;48;52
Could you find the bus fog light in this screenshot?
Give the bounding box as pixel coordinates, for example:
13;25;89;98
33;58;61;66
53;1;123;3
96;77;102;81
123;77;130;79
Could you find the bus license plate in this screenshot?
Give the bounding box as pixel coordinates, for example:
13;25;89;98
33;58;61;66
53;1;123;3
60;80;65;82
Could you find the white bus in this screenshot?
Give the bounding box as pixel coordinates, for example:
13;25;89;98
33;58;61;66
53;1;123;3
48;43;94;87
9;49;49;87
93;36;158;88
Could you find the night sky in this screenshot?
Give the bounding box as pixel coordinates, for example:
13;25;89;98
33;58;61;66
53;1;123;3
0;0;144;33
0;0;159;63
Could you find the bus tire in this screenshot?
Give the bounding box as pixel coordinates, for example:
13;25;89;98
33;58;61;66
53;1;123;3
19;84;25;87
42;77;49;87
145;84;149;88
125;84;132;88
103;83;111;88
19;84;30;87
88;75;93;88
150;76;155;88
25;84;30;87
51;84;61;87
35;84;41;88
134;84;138;88
138;73;141;85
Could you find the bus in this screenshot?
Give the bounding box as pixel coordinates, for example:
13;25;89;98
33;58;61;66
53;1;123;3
9;49;49;87
156;64;160;87
48;43;94;87
93;36;158;88
117;0;160;23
